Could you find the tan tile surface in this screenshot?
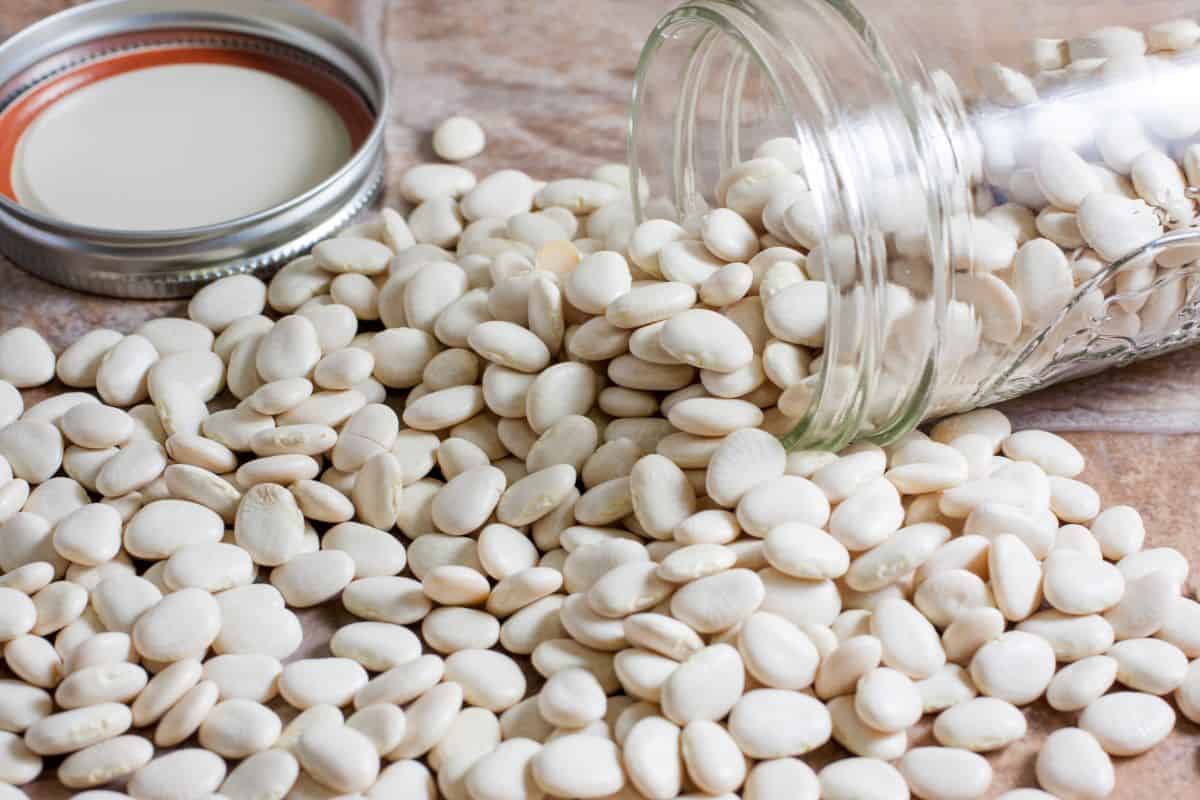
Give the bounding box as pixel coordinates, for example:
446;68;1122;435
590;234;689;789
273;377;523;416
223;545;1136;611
3;2;1199;797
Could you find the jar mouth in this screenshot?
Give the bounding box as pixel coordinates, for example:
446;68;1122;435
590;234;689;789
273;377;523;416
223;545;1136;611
629;0;955;450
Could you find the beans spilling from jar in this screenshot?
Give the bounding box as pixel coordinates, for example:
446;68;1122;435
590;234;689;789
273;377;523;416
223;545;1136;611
697;20;1200;429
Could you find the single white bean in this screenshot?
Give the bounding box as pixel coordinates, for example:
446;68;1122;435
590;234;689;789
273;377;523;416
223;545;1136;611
127;748;227;800
1035;728;1114;800
433;116;486;161
898;747;993;800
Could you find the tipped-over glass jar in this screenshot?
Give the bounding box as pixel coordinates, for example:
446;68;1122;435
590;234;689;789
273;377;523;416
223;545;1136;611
629;0;1200;450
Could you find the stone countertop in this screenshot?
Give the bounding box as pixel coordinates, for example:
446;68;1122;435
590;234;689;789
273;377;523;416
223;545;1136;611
2;2;1198;798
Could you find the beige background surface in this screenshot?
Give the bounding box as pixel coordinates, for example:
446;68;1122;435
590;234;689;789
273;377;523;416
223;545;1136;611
1;2;1198;797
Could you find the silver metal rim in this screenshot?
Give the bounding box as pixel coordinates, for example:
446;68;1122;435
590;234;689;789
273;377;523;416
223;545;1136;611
0;0;390;298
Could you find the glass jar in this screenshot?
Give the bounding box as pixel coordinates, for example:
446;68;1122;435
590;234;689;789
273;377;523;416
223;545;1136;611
629;0;1200;451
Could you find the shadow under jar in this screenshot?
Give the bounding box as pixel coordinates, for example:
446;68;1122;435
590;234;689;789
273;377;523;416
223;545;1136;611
630;0;1200;451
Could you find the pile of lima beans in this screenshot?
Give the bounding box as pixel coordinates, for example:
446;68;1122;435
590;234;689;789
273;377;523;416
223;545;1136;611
0;112;1198;800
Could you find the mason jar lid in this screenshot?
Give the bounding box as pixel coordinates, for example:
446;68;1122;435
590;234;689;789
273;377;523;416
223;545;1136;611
0;0;389;298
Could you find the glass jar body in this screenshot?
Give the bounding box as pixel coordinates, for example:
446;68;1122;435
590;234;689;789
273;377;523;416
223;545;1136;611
630;0;1200;450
